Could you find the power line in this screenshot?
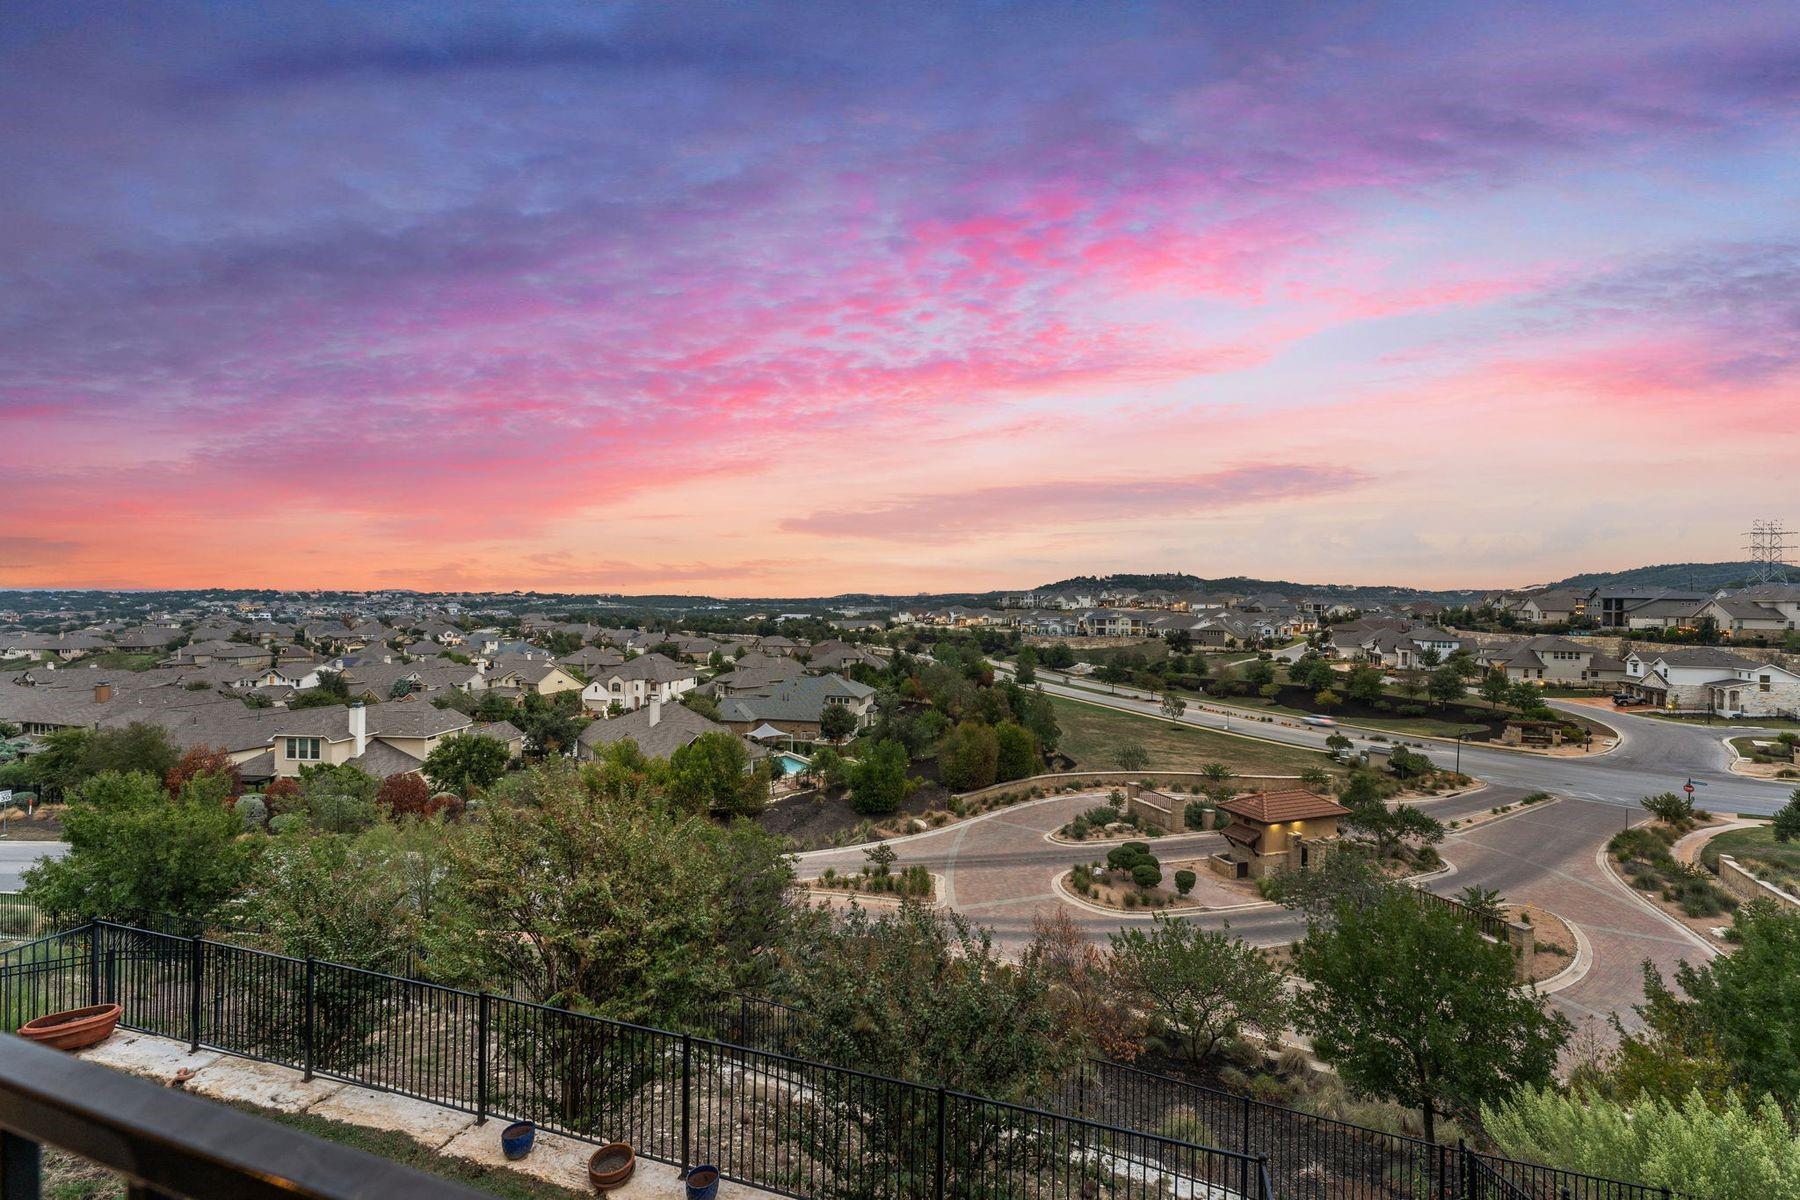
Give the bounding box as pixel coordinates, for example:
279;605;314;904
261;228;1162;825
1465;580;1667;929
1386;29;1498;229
1745;519;1792;584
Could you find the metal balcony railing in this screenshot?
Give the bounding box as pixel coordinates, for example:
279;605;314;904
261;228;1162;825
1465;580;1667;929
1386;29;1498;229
0;1033;487;1199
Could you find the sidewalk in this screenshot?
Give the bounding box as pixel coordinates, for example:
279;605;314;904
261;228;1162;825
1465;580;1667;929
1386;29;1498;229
80;1030;776;1200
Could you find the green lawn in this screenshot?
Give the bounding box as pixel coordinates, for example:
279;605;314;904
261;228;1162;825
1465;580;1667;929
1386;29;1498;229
1643;711;1800;730
79;651;162;672
1048;694;1335;777
1700;824;1800;895
44;1099;589;1199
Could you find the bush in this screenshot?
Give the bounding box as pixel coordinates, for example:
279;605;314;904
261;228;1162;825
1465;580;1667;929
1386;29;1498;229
1483;1087;1800;1200
1174;869;1196;896
1131;862;1162;890
236;795;268;832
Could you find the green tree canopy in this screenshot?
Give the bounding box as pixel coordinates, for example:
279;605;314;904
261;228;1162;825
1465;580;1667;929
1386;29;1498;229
430;761;798;1023
939;720;1000;791
849;739;911;815
1294;889;1569;1142
669;730;768;818
24;770;258;922
422;732;511;796
1107;914;1288;1065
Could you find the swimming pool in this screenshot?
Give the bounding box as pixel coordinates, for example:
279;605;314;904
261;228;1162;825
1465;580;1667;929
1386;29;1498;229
774;753;809;776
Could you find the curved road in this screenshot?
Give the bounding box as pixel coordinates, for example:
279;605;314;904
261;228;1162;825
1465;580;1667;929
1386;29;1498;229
805;674;1793;1033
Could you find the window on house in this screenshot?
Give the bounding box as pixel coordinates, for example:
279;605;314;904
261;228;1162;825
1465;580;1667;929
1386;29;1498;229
285;737;320;761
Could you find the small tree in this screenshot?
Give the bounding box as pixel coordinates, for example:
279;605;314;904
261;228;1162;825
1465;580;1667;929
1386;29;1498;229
993;721;1038;782
1427;666;1464;709
1107;914;1288;1065
1160;690;1187;724
1313;687;1342;711
1774;788;1800;843
164;745;243;798
939;721;1000;791
1294;890;1569;1142
422;733;511;797
1115;741;1151;772
1640;791;1695;828
1174;869;1197;896
1345;799;1445;858
377;772;431;817
24;771;258;922
819;703;858;743
849;739;911;815
670;731;767;818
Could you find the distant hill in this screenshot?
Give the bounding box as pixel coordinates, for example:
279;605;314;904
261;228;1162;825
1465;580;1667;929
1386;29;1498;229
1030;572;1473;602
1536;562;1764;593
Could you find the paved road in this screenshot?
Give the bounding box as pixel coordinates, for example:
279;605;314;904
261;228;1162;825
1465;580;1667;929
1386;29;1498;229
1009;668;1796;816
802;671;1787;1029
0;841;65;891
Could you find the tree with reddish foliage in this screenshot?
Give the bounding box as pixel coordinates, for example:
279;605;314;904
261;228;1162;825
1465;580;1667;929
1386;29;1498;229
423;792;466;821
164;745;242;799
263;777;301;815
377;773;430;817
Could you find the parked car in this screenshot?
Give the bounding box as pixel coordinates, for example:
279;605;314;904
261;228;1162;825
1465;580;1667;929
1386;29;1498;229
1611;693;1642;706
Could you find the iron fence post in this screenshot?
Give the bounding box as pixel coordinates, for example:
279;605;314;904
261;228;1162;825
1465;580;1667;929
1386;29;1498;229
1240;1093;1251;1157
87;924;100;1006
1257;1155;1270;1200
739;993;749;1044
680;1033;692;1176
1435;1141;1446;1199
302;957;316;1081
476;991;489;1124
187;936;203;1052
1457;1138;1468;1199
934;1087;947;1200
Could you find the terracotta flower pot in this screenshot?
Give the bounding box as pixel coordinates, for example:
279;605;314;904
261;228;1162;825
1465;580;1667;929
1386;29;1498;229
587;1143;636;1193
17;1003;122;1051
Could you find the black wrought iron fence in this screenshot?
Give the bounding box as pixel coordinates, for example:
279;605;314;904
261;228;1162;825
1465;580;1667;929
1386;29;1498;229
718;991;1688;1200
3;924;1274;1200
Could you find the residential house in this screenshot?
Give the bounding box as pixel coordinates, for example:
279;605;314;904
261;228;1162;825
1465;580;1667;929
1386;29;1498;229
1594;589;1709;630
1624;647;1762;712
716;672;876;740
1517;589;1588;625
268;702;477;780
580;654;699;713
1699;596;1793;639
576;697;766;763
1702;661;1800;719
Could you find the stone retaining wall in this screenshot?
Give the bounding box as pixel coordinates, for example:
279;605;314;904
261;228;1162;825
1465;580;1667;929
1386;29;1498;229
955;770;1303;805
1717;854;1800;911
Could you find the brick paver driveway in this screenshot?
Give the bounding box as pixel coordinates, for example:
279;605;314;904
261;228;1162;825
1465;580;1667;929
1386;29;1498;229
798;785;1703;1034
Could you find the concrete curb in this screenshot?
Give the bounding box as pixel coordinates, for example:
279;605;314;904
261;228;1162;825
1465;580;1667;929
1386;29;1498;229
1048;866;1276;921
1535;916;1593;994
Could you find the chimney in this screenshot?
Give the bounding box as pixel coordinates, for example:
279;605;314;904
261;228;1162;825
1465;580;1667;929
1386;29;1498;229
648;698;662;727
349;701;367;757
93;681;113;704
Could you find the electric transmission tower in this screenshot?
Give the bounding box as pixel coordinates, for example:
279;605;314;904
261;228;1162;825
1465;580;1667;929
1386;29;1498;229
1745;519;1793;584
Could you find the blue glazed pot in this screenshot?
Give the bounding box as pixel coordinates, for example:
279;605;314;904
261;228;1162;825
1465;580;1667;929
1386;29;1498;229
501;1120;535;1160
686;1164;720;1200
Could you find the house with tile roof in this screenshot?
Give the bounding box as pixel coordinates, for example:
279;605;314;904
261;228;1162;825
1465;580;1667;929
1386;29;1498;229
1213;789;1350;879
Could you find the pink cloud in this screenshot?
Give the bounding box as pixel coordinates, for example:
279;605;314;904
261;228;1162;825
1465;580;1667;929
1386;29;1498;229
780;464;1371;542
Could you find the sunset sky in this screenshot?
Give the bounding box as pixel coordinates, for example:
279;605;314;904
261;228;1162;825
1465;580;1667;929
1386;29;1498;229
4;2;1798;595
